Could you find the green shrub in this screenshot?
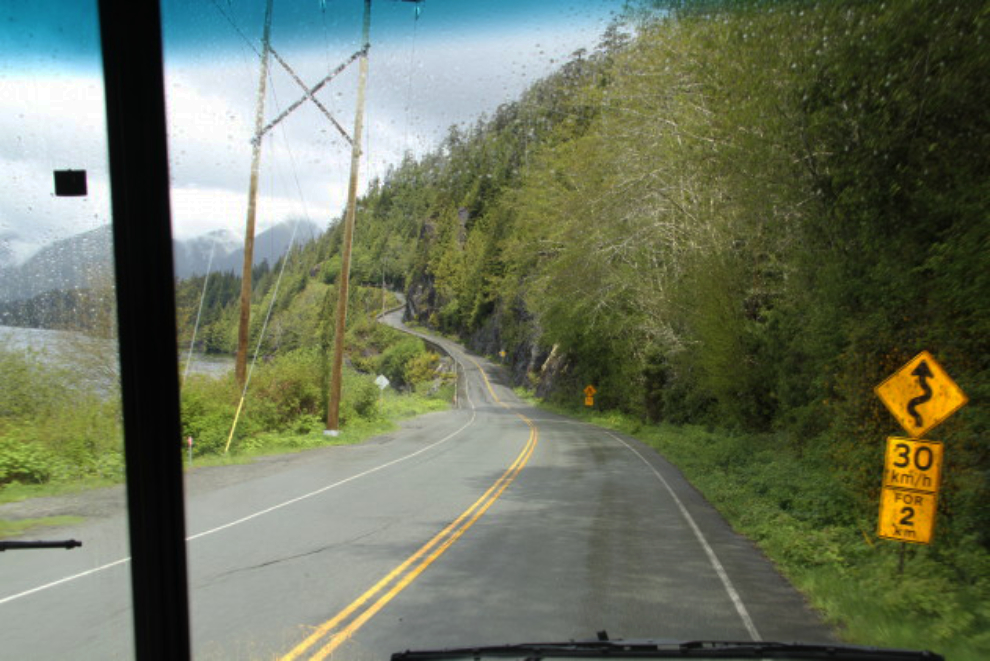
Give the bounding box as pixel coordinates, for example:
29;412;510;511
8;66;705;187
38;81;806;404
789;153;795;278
245;348;324;431
339;368;381;424
0;438;55;485
0;347;65;419
0;344;123;487
180;374;241;455
378;337;426;388
405;351;440;386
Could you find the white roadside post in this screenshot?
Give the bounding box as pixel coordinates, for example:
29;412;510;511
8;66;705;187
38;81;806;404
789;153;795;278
375;374;390;410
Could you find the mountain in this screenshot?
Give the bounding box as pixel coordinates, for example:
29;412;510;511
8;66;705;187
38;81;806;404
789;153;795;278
240;220;322;274
0;225;114;302
0;219;323;302
178;219;322;279
0;238;14;271
171;228;242;279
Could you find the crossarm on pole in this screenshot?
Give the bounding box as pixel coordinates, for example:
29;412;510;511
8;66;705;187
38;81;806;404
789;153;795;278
255;48;367;145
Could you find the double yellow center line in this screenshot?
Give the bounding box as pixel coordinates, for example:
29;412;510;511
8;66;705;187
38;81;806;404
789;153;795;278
281;356;538;660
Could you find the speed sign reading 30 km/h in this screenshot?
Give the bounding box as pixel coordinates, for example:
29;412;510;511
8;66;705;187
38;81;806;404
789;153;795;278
883;437;943;494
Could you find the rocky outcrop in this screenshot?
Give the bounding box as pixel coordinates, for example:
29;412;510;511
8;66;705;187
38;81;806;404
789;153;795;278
534;343;569;399
403;275;565;397
404;275;437;326
400;207;567;398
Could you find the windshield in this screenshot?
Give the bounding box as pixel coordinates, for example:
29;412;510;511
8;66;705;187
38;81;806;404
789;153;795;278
1;1;985;660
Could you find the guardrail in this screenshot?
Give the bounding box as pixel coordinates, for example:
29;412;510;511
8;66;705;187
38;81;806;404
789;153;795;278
376;304;464;409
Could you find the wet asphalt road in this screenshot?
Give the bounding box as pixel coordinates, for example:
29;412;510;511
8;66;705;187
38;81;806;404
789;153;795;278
0;311;833;659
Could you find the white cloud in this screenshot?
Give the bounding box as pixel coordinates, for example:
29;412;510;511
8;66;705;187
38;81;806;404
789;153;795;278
168;185;326;240
2;10;613;263
0;75;111;263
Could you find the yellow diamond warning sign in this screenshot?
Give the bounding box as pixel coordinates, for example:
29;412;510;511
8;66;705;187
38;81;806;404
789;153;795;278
878;487;938;545
883;437;943;494
875;351;968;438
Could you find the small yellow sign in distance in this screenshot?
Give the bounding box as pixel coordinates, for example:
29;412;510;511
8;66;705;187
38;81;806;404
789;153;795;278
584;396;594;407
875;350;968;438
878;487;938;544
584;385;597;397
883;437;943;494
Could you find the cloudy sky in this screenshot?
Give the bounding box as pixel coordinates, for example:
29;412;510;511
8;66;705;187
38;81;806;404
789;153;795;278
0;0;625;265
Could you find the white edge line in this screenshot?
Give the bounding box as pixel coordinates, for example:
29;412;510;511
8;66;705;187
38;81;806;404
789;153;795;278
0;409;478;607
187;409;477;541
0;558;131;607
604;430;761;641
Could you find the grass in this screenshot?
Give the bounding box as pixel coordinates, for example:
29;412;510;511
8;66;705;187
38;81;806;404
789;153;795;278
212;387;451;462
2;388;451;503
0;515;85;540
0;476;120;507
516;387;989;661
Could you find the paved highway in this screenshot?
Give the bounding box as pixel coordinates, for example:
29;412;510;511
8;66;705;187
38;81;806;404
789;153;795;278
0;310;833;659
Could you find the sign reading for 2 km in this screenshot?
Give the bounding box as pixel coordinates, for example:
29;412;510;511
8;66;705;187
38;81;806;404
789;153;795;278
879;483;939;545
874;351;968;438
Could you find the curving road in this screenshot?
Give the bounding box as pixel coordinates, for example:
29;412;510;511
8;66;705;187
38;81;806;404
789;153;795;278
0;310;833;659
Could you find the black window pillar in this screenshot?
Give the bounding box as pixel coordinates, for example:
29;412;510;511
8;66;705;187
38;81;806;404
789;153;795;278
98;1;191;659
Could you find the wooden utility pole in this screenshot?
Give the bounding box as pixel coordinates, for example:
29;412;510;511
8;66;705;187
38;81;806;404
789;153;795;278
235;0;274;388
326;0;372;433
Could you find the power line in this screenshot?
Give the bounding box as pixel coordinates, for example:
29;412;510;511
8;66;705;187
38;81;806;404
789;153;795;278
180;237;218;389
208;0;262;58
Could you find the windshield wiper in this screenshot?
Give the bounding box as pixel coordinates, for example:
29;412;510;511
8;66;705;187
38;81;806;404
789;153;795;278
392;639;945;661
0;539;82;552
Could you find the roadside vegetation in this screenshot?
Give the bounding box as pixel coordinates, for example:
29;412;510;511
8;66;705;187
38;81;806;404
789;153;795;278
0;284;453;514
0;515;85;540
0;344;124;492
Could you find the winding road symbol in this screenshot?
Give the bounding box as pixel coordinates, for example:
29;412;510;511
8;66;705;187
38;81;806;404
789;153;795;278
906;361;933;428
875;350;968;438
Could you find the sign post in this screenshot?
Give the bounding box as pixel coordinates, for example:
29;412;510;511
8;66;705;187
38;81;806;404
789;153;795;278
584;384;597;407
874;351;967;553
